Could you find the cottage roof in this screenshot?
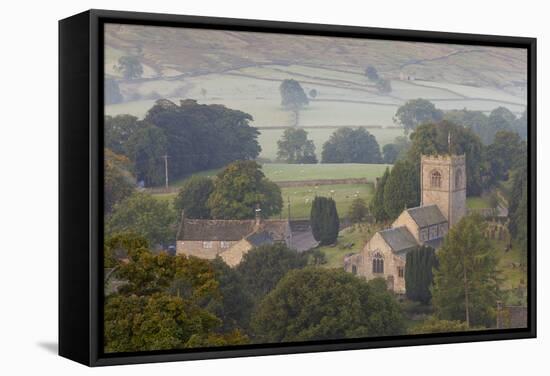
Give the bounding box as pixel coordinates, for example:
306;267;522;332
379;226;418;253
177;218;289;242
406;205;447;228
245;231;275;246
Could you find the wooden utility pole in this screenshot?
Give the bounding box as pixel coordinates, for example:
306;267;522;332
163;154;169;188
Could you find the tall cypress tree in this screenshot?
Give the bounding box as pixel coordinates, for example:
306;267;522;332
370;168;390;222
405;246;437;304
310;196;340;245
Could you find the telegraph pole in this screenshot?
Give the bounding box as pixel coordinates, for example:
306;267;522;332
163;154;169;189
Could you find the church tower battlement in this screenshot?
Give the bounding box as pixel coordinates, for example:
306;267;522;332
420;154;466;227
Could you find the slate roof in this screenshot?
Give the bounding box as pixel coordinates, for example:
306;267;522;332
245;231;275;246
424;237;444;250
177;218;289;242
379;226;418;253
406;205;447;228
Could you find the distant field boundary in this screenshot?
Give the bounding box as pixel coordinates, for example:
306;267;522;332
145;177;373;194
275;178;371;188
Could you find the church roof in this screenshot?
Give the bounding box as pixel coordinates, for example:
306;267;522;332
379;226;418;253
406;205;447;228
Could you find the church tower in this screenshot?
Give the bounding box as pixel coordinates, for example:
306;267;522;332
420;154;466;228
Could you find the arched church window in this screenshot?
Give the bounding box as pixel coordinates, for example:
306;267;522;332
372;252;384;274
431;170;442;188
455;168;463;189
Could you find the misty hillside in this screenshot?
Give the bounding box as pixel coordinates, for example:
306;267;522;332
105;24;527;95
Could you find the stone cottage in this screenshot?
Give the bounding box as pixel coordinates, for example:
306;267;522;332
174;202;327;267
344;153;467;293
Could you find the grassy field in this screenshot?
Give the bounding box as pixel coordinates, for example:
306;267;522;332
168;162;389;187
466;196;492;210
262;163;390;182
155;163;388;217
276;183;374;220
316;223;386;269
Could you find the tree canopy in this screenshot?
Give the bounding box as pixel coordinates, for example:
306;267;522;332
125;122;167;187
104;149;135;214
321;127;382;163
408;121;484;196
310;196;340;245
277;128;317;164
393;99;443;133
279;79;309;110
383;159;419;219
114;56;143;80
207;161;282;219
508;160;528;251
106;192;176;246
348;197;369;223
104;115;141;156
432;214;500;327
365;65;379;81
236;243;307;300
279;79;309;126
174;176;214;219
370;167;390;222
251;269;404;342
144;99;261;182
484;130;526;186
405;245;438;304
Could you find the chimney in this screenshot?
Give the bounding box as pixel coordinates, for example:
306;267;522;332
255;204;262;229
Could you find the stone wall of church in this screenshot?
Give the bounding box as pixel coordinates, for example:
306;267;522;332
421;154;466;227
344;233;406;294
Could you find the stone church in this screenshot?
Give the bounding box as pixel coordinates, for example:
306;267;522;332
344;153;467;294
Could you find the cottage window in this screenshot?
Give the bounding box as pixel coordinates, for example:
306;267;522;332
220;241;231;249
352;265;357;275
398;266;404;278
420;228;429;242
431;170;442;188
202;241;213;249
372;253;384;274
439;223;448;236
429;225;438;240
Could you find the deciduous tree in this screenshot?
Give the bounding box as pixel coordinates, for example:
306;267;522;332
174;176;214;219
277;128;317;164
251;269;404;342
321;127;382;164
394;99;443;134
207;161;282;219
106;192;175;246
432;215;500;327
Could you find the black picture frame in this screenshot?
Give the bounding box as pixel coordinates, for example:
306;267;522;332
59;9;537;367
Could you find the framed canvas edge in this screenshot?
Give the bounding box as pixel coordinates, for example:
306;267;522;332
61;8;537;367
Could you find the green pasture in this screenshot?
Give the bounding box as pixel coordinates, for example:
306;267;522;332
275;183;374;221
262;163;390;182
